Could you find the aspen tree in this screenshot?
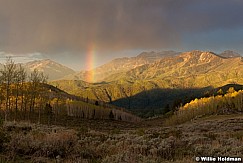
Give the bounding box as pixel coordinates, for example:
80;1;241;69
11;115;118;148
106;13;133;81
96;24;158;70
28;69;47;121
18;65;27;118
0;57;17;121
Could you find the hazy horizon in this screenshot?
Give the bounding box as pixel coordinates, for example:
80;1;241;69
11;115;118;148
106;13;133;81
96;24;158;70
1;0;243;70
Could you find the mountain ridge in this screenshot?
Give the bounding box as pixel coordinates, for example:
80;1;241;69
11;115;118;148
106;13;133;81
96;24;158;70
112;50;238;81
64;50;180;82
79;50;242;82
219;50;241;58
1;50;239;82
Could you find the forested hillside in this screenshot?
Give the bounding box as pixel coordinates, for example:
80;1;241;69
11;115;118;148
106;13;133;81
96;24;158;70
166;86;243;125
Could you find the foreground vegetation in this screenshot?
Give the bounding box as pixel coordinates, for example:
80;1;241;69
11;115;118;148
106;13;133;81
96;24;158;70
1;114;243;162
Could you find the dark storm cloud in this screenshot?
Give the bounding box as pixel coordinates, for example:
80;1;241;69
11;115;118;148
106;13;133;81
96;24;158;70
0;0;243;55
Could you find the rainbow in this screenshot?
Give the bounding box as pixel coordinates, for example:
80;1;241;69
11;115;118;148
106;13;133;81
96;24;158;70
85;43;96;83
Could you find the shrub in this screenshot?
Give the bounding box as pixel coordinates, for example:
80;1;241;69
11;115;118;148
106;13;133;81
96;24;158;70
6;130;78;159
0;130;9;152
136;128;145;136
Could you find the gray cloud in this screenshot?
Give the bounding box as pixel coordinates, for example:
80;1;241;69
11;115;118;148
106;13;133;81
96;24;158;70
0;51;45;63
0;0;243;69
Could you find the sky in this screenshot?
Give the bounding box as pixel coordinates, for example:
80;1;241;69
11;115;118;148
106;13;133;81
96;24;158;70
0;0;243;70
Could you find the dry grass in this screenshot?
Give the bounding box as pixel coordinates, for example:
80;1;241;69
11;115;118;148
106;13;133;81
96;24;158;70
0;115;243;162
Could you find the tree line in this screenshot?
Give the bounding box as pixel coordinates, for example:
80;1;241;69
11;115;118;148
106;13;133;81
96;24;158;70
65;99;141;122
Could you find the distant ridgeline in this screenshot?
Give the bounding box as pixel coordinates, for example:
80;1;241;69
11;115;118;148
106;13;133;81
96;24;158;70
0;58;140;124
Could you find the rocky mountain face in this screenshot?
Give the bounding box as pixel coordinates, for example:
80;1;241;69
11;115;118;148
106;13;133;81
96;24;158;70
111;50;240;81
67;50;242;83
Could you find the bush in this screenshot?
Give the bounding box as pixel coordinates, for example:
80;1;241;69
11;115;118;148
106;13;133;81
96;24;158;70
0;117;3;128
6;130;78;159
0;130;9;152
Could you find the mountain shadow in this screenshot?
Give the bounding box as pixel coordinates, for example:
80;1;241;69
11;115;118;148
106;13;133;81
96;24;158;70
112;86;213;117
210;83;243;95
112;84;243;117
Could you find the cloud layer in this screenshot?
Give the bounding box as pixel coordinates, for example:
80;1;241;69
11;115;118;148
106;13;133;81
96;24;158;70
0;0;243;69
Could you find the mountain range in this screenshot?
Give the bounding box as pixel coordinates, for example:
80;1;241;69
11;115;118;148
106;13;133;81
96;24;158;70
0;50;240;82
62;50;242;83
48;50;243;116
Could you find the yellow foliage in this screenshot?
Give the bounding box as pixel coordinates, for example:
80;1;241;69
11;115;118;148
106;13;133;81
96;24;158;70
166;88;243;126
